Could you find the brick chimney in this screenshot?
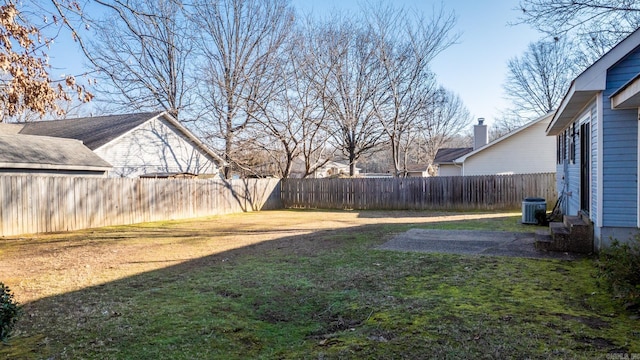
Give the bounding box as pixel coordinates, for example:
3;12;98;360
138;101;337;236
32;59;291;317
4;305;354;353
474;118;488;150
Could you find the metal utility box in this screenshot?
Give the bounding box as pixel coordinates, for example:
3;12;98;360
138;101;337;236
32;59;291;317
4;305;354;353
522;197;546;224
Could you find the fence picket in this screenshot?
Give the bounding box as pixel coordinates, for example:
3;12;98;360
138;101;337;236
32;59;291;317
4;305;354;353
0;174;555;237
281;173;556;211
0;176;281;237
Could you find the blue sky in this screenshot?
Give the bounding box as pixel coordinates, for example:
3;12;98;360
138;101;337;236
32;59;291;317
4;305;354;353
47;0;541;126
292;0;542;126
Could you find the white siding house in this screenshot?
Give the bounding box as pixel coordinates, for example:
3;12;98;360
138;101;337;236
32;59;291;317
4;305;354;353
454;113;556;176
438;163;464;176
16;112;224;178
433;148;473;176
93;114;221;177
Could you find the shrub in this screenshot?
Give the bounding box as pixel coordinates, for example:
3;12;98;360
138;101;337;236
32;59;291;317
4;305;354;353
0;282;21;342
597;235;640;313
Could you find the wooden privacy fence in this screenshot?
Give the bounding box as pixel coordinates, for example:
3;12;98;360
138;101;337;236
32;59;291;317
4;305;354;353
281;173;557;211
1;173;556;237
0;176;281;237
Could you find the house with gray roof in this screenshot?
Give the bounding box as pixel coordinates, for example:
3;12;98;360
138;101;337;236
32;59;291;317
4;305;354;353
5;111;224;178
433;116;556;176
433;147;473;176
0;134;111;176
449;113;556;176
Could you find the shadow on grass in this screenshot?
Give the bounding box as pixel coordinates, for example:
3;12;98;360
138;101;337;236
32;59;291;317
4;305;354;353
1;211;635;359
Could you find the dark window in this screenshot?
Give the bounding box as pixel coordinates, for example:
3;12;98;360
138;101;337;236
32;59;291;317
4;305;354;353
557;135;561;164
570;124;576;164
559;130;567;164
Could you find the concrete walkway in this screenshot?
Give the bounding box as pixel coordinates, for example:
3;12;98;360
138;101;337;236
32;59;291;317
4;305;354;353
377;229;583;260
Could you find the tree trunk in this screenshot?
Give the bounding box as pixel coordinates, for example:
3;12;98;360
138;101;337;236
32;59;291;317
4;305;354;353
224;114;233;179
349;144;357;177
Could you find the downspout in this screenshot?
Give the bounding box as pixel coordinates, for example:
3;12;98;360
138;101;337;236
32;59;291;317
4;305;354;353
452;160;464;176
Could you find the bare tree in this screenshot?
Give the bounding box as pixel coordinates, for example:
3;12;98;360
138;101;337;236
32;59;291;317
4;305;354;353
297;113;332;178
307;16;386;177
2;0;198;120
365;3;458;176
255;29;333;178
81;0;192;118
502;38;576;120
0;1;91;121
192;0;294;178
489;108;528;141
416;87;472;167
518;0;640;61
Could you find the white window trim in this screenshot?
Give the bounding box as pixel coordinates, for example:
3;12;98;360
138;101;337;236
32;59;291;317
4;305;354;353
597;94;604;229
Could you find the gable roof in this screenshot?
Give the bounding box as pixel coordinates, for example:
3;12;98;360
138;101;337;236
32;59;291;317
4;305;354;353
455;112;554;163
9;111;226;166
548;27;640;135
433;147;473;164
17;112;160;149
0;134;112;172
433;148;473;164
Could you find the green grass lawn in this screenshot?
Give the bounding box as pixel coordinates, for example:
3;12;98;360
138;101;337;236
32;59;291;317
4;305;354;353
1;210;638;359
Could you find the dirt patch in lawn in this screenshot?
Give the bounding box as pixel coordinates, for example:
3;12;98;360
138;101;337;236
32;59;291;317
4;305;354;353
0;210;520;304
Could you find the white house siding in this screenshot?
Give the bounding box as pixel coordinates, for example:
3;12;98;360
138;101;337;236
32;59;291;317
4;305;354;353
461;119;556;176
438;164;462;176
95;117;218;178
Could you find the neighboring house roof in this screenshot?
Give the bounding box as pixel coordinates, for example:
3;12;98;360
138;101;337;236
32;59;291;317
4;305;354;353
11;111;226;165
405;164;431;177
289;158;361;178
0;134;112;172
323;160;360;171
406;164;429;172
18;112;159;149
433;148;473;164
548;27;640;135
454;112;554;163
139;172;198;179
296;160;361;171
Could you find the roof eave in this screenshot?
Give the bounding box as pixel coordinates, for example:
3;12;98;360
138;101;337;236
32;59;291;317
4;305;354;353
158;112;228;166
0;162;111;172
547;28;640;135
547;87;599;136
457;112;555;162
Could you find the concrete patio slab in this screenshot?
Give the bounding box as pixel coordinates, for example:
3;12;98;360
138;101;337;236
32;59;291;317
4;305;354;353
377;229;583;260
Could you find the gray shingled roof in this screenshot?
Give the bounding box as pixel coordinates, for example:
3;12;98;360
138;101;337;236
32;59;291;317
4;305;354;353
17;112;162;150
0;134;112;170
433;147;473;164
